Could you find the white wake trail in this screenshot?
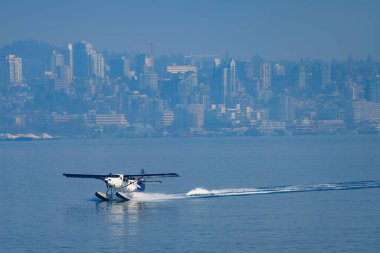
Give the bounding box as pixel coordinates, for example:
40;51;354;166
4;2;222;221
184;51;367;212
131;192;184;202
130;180;380;202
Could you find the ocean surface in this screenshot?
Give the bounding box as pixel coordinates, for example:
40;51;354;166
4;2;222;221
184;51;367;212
1;136;380;252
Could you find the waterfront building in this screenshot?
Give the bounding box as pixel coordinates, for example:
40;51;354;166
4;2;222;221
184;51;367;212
289;119;316;134
350;99;380;123
155;110;175;128
317;120;346;133
187;104;204;130
256;120;286;135
174;104;204;131
270;95;295;121
368;75;380;102
85;113;129;126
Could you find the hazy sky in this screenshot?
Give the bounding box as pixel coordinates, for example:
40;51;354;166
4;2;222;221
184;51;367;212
1;0;379;60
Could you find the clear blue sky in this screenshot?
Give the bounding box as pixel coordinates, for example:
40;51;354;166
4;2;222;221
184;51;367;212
1;0;379;60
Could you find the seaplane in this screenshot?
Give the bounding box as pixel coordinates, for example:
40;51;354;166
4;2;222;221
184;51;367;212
63;169;179;201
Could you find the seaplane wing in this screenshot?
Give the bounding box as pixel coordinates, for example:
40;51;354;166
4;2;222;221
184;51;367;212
62;172;179;180
62;173;117;180
124;173;179;180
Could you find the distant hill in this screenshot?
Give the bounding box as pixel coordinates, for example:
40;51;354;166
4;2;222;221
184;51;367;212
0;40;58;79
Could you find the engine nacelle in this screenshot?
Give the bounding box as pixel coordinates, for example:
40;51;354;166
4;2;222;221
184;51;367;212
105;175;123;188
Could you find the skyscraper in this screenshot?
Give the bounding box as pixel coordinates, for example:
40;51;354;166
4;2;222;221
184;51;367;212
260;59;271;89
298;61;306;90
73;41;93;78
229;59;237;94
222;67;228;103
62;44;73;80
322;61;332;88
212;58;225;104
110;57;131;78
48;51;64;73
139;54;158;93
55;65;72;92
0;55;23;84
88;50;105;78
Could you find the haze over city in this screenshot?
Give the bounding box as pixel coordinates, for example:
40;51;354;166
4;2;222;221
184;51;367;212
1;0;379;60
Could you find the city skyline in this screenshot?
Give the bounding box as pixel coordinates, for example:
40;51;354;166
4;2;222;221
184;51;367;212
1;0;380;138
1;38;380;138
1;0;380;60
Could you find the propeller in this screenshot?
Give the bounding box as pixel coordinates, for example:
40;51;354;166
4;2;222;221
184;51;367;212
104;173;113;192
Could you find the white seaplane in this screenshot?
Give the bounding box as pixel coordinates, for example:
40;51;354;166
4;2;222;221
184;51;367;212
63;169;179;201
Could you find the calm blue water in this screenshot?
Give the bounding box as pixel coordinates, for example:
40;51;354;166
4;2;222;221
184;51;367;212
1;136;380;252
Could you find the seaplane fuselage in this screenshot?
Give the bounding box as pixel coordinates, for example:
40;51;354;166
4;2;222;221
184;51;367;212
104;174;145;192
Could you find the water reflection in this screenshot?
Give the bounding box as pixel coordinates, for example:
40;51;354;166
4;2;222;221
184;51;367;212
95;201;146;236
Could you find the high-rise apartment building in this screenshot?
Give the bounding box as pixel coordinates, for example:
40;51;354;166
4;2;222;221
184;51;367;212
187;104;204;130
139;54;158;93
298;61;306;90
110;57;131;78
62;44;73;79
350;99;380;123
0;55;23;84
322;61;332;88
89;50;105;78
48;51;64;73
212;58;238;105
73;41;93;78
72;41;104;79
55;65;72;92
368;75;380;102
212;58;225;104
229;59;237;94
260;59;271;89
